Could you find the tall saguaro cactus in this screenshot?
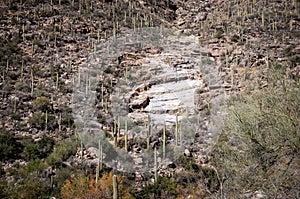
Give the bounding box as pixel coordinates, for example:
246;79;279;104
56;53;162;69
175;114;179;146
30;68;34;97
114;119;117;146
154;147;158;183
101;83;104;107
147;114;151;150
96;140;103;183
117;117;120;137
124;119;128;151
113;175;118;199
163;122;166;161
45;110;48;131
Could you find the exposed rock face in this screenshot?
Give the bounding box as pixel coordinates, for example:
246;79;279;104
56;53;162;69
119;51;211;126
72;28;226;173
129;95;150;112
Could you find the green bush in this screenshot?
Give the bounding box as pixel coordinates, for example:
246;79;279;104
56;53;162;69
23;144;40;160
0;132;23;161
135;177;178;199
29;111;56;130
50;167;73;197
24;159;46;174
37;136;56;158
7;173;49;199
214;28;224;39
46;137;78;167
212;69;300;198
22;136;55;160
28;111;45;129
32;96;52;112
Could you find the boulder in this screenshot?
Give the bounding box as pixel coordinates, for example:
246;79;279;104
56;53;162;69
184;149;192;157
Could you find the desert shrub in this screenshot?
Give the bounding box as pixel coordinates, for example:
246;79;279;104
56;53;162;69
212;69;300;198
60;106;75;128
61;114;74;128
50;167;74;197
7;173;48;199
231;34;240;42
32;96;52;112
135;177;178;199
23;137;55;160
23;144;40;160
0;132;23;161
60;173;89;199
214;28;224;39
28;111;56;130
0;180;7;199
28;111;45;129
14;80;32;93
37;136;56;157
175;156;220;196
45;137;78;167
24;159;46;174
61;172;134;199
177;155;200;172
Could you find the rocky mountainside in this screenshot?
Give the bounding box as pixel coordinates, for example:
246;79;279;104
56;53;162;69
0;0;299;198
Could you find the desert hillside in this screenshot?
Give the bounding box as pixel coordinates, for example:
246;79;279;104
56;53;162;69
0;0;299;198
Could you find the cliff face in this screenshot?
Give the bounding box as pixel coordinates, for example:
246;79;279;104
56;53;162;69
0;0;299;198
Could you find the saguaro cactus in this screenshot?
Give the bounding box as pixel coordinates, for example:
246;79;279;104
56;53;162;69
175;114;179;146
147;114;151;150
163;122;166;161
56;73;59;90
30;68;34;96
101;83;104;107
96;140;103;183
80;139;83;161
117;117;120;137
113;175;118;199
45;110;48;131
22;24;25;41
154;147;158;183
114;119;117;146
262;9;265;27
180;122;183;146
124;134;128;151
124;120;128;151
58;113;62;132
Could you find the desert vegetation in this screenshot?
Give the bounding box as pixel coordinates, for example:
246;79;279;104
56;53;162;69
0;0;299;198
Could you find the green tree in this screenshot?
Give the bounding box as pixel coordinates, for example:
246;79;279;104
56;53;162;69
212;69;300;198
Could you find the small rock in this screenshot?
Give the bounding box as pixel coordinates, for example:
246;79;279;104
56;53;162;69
184;149;192;157
195;12;207;22
86;147;98;159
167;162;176;169
129;96;150;111
252;190;267;199
177;20;185;26
151;140;160;149
62;161;72;167
133;145;142;153
210;49;224;57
